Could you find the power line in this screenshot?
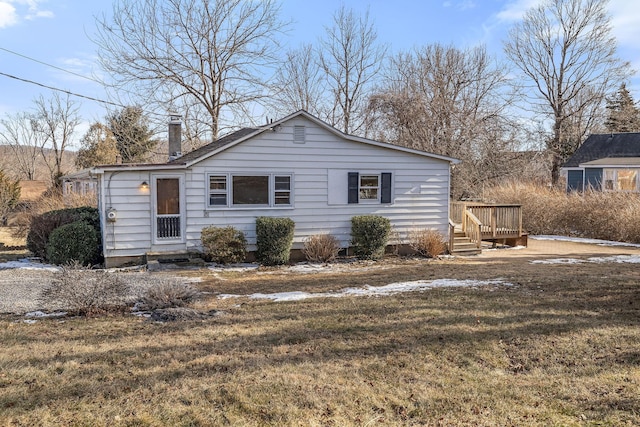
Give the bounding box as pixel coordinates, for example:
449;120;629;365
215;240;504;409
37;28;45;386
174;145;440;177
0;71;126;108
0;46;104;85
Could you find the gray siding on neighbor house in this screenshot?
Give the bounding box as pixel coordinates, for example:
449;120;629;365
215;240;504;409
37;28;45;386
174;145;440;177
585;168;603;190
567;170;584;192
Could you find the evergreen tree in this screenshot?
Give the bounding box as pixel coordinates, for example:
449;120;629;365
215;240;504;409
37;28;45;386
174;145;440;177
107;107;156;163
75;123;119;169
605;83;640;133
0;170;20;224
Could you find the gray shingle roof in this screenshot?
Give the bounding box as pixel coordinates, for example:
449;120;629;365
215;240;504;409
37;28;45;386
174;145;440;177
563;133;640;168
168;127;261;165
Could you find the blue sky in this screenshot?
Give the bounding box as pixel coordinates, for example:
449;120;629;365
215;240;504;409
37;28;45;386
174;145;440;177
0;0;639;144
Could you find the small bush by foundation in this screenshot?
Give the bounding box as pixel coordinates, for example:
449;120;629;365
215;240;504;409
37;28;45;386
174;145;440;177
302;234;341;263
351;215;391;260
255;217;295;266
46;221;99;266
409;228;446;258
201;226;247;264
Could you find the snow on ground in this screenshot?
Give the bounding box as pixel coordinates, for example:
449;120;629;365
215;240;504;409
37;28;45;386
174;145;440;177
218;278;512;302
531;235;640;248
0;258;59;271
532;254;640;265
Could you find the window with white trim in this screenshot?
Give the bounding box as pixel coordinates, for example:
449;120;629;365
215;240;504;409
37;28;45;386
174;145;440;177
348;172;392;204
207;174;292;207
359;175;379;201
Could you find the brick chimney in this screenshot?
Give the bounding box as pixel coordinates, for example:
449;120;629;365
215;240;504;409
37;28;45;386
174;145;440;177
168;113;182;161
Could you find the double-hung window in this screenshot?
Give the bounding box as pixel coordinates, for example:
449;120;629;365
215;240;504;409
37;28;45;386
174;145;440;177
208;174;292;207
348;172;392;204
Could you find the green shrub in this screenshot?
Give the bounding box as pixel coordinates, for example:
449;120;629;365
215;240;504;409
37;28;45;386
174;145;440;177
27;206;101;262
255;217;295;266
351;215;391;260
46;221;99;266
201;226;247;264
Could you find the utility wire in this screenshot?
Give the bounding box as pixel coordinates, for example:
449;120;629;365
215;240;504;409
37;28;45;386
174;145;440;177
0;71;126;108
0;46;104;85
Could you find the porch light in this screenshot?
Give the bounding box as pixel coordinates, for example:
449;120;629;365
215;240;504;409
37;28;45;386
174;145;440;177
140;181;149;190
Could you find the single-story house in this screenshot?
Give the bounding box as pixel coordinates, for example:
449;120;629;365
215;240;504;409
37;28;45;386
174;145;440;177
61;169;98;197
91;110;460;267
562;132;640;192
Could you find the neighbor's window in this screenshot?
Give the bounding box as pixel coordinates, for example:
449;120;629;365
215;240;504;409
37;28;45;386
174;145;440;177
359;175;379;201
208;174;292;207
604;169;638;192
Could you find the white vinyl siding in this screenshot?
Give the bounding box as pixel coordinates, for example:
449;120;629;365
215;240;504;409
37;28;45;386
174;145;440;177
99;114;452;263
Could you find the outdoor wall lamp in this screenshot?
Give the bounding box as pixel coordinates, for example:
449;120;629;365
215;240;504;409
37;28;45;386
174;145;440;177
140;181;149;190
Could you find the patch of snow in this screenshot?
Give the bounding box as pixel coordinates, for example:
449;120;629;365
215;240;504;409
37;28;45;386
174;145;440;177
531;254;640;265
208;263;259;272
25;310;67;318
220;278;512;302
532;235;640;248
0;259;59;271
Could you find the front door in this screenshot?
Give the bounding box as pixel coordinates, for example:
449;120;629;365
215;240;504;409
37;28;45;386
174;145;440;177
153;176;184;243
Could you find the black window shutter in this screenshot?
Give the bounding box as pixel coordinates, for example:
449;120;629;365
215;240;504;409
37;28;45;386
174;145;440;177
381;173;392;203
348;172;359;204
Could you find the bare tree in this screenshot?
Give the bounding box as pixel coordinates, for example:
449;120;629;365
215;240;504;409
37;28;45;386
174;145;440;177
269;44;327;118
504;0;631;184
319;6;387;135
0;112;46;180
94;0;288;140
369;44;517;199
32;93;81;186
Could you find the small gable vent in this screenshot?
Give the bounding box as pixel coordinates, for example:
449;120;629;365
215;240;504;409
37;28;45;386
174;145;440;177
293;125;306;144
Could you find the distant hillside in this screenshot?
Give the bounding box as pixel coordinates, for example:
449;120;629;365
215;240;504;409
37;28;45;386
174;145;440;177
0;145;77;182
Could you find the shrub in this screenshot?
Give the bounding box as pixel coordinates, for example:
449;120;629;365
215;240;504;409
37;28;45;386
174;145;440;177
42;262;129;316
302;234;341;263
255;216;295;266
351;215;391;260
201;226;247;264
409;228;446;258
136;280;200;311
27;206;101;262
46;220;99;266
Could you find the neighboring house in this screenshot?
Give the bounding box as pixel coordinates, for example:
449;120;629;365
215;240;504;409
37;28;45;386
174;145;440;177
61;169;97;197
562;132;640;192
91;110;459;267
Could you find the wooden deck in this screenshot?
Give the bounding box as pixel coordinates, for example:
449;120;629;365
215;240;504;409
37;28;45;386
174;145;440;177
449;202;525;255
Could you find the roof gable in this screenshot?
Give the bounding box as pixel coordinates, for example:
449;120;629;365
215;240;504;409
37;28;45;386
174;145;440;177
563;133;640;168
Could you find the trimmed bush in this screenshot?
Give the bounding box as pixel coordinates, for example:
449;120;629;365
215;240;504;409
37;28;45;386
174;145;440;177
409;228;446;258
255;217;295;266
201;226;247;264
351;215;391;260
27;206;101;262
303;234;341;263
46;220;100;266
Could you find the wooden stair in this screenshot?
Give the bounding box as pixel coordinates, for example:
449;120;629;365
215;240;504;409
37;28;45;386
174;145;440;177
450;229;482;256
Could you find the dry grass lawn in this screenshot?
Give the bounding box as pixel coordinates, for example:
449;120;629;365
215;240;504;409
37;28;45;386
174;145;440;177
1;248;639;426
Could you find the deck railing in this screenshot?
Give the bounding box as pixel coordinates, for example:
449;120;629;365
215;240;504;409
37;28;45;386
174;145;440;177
463;209;482;248
451;202;523;240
